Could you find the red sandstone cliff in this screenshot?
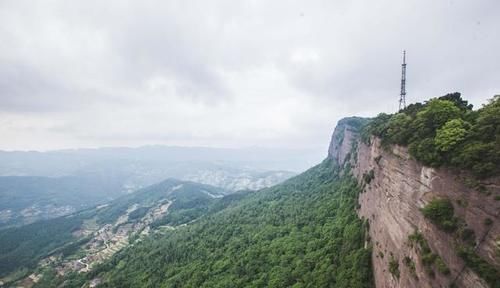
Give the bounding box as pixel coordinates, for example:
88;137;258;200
328;118;500;288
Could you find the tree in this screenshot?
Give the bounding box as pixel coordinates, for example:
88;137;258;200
435;119;470;152
386;113;412;145
412;99;462;139
421;198;457;232
453;142;498;178
472;95;500;142
408;138;442;167
438;92;473;111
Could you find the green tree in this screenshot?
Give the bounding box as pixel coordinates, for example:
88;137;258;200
386;113;412;145
472;95;500;142
408;138;442;167
451;96;500;177
421;198;457;232
412;99;462;139
438;92;473;111
364;94;500;178
435;119;470;152
453;142;498;177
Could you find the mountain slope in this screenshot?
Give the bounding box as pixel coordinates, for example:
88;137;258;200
0;175;124;229
53;159;373;288
0;179;228;284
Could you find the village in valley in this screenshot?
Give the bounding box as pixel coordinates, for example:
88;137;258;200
18;200;174;287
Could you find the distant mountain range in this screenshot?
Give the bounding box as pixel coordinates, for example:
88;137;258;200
0;146;319;228
0;145;320;176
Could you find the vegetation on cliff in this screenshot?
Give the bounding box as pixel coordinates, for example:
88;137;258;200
421;198;458;232
407;231;450;277
456;245;500;288
420;198;500;286
363;93;500;178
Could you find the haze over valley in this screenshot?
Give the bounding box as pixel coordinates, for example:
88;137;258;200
0;146;317;228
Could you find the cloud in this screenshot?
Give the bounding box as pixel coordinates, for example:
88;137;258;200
0;0;498;151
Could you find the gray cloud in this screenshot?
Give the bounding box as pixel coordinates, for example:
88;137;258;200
0;0;498;152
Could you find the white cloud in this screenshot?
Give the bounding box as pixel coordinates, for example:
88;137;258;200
0;0;498;151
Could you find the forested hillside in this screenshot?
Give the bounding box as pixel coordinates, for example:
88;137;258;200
55;159;373;287
0;175;125;228
0;179;228;283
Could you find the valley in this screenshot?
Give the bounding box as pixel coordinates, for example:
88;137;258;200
29;200;173;286
0;180;231;287
0;147;302;229
0;94;498;288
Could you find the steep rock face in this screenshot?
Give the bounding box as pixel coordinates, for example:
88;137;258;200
328;118;500;288
328;117;366;165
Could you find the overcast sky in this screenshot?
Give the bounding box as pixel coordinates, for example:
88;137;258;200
0;0;498;152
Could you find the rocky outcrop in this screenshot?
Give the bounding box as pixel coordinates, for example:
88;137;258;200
328;118;500;288
328;117;368;165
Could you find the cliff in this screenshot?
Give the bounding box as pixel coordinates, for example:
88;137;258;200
328;117;500;288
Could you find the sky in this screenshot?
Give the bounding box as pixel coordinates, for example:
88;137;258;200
0;0;499;152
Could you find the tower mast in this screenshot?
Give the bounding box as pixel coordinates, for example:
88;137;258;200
399;50;407;111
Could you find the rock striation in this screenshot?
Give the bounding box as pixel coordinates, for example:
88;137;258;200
328;118;500;288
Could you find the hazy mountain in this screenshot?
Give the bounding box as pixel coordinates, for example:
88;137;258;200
0;146;313;228
0;145;318;192
0;146;320;177
0;176;124;229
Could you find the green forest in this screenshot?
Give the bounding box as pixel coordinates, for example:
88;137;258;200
0;215;84;277
362;93;500;178
0;179;227;279
48;159;372;288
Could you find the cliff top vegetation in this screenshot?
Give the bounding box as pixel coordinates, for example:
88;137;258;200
362;93;500;178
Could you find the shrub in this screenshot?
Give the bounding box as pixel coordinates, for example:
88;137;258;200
484;218;493;226
408;230;425;247
456;198;468;207
403;256;417;278
363;170;375;184
435;257;450;275
408;230;450;277
459;227;476;246
421;198;458;232
388;256;400;279
456;245;499;287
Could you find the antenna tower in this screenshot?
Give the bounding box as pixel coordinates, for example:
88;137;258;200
399;50;407;111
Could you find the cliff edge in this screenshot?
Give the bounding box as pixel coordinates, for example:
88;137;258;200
329;117;500;288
